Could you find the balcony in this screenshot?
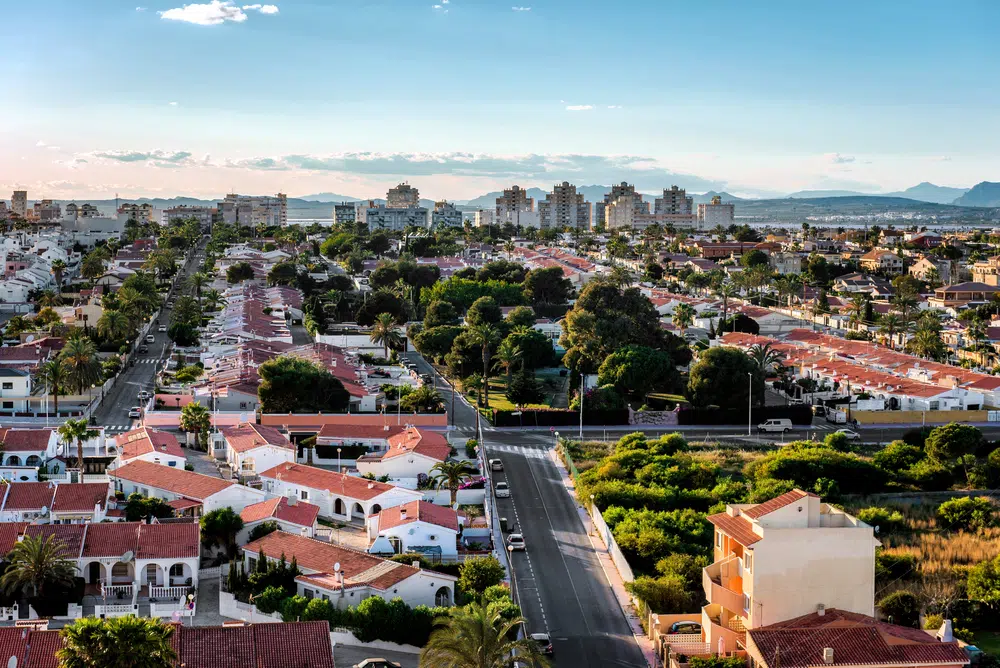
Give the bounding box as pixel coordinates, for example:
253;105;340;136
702;604;746;655
702;557;744;615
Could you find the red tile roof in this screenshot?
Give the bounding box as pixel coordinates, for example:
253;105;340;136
137;523;200;559
747;609;969;668
25;524;86;558
0;428;53;452
174;621;335;668
381;427;451;462
81;522;140;558
707;512;761;546
376;500;460;532
259;462;405;501
2;482;56;511
110;460;233;501
51;483;111;512
743;489;812;519
0;522;27;555
240;496;320;528
316;423;405;441
222;422;292;453
116;426;186;462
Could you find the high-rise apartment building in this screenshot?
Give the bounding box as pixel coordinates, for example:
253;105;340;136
387;183;420;209
64;203;101;220
474;209;494;228
431;201;463;228
495;185;534;222
162;205;217;229
654;185;694;215
538;182;591;231
358;201;429;231
595;182;648;227
118;203;157;224
31;199;62;222
219;193;287;228
11;191;27;218
333;202;357;225
698;195;735;230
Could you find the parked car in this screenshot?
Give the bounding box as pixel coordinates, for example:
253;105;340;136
145;334;155;343
812;405;827;417
834;428;861;441
757;418;793;433
157;325;167;332
490;459;504;472
167;301;174;308
137;391;151;401
668;621;702;635
507;533;525;551
128;407;142;418
530;632;553;655
353;660;401;668
495;481;510;498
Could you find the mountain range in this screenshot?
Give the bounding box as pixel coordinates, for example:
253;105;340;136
785;182;969;204
953;182;1000;207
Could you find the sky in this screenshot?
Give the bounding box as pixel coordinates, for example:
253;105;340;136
1;0;998;201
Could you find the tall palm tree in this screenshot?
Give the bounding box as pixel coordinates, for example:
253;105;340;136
58;418;100;483
493;338;523;386
467;324;501;409
878;313;905;350
50;259;67;289
430;460;478;507
369;312;404;359
189;271;209;309
502;240;516;261
463;373;485;408
58;615;177;668
60;336;102;396
203;288;224;312
420;597;550;668
672;303;696;337
81;253;106;281
1;534;76;598
180;402;212;450
116;286;153;330
848;294;871;328
97;309;130;342
37;359;66;418
747;343;785;406
716;282;739;334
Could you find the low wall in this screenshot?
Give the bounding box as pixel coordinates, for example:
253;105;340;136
262;413;448;431
218;590;282;623
853;409;990;425
330;631;421;655
421;488;486;505
629;409;679;426
590;502;635;583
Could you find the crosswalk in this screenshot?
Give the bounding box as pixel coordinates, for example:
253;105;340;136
486;444;553;459
104;424;136;433
135;359;159;365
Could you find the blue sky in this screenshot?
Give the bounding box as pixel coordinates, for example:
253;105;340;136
1;0;997;200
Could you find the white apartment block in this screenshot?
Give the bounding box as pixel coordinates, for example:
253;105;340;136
596;182;648;227
431;201;463;228
538;182;591;231
162;205;216;228
387;183;420;208
333;202;357;225
11;191;27;218
118;203;157;224
219;193;287;228
698;196;735;229
474;209;494;228
358;203;430;231
64;203;101;220
605;193;640;230
655;186;694;215
495;185;534;220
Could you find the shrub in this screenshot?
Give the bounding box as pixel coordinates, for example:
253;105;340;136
625;574;696;614
856;507;906;534
458;556;506;597
824;431;853;452
748;478;797;503
254;585;288;614
302;597;335;621
873;441;924;471
906;459;953;491
465;439;478;458
875;551;918;587
937;496;996;532
744;445;886;496
902;427;934;448
247;521;280;543
877;590;919;627
605;507;712;574
280;595;309;622
689;658;749;668
923;614;944;631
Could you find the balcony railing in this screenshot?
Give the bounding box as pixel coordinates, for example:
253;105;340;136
703;555;744;614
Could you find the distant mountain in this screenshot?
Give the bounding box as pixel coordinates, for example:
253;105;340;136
952;182;1000;208
462;188;549;209
692;191;745;204
295;192;362;203
884;182;969;204
786;189;870;199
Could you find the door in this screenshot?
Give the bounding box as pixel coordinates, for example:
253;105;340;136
88;562;101;584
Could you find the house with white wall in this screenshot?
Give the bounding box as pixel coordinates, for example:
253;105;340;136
237;495;320;544
366;500;461;558
242;530;456;609
259;462;422;522
222;422;294;478
49;482;114;524
113;427;186;470
0;427;56;468
0;369;31;412
0;482;57;522
354;427;452;482
110;460;267;516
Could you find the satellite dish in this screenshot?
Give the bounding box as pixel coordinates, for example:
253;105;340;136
9;655;18;668
121;550;134;563
40;506;48;516
333;562;341;572
24;335;34;343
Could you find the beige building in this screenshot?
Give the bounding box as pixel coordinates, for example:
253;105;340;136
118;203;157;224
860;248;904;275
11;191;27;218
538;181;591;231
596;182;647;227
655;185;693;215
605;193;640;230
495;185;534;223
387;183;420;209
697;195;735;230
703;489;878;654
971;256;1000;286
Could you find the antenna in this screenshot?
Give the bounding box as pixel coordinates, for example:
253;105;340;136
121;550;134;563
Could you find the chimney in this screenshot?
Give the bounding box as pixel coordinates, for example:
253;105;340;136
822;648;834;665
938;619;954;643
287;495;297;506
817;604;825;616
400;507;407;519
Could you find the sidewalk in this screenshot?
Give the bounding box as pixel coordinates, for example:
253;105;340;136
549;448;659;668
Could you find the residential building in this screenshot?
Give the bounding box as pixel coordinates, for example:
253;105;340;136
49;482;115;523
358;202;429;232
654;186;694;215
909;256;952;284
64;203;100;220
0;427;56;468
259;462;423;522
162;205;216;229
495;185;534;224
744;609;968;668
538;182;591;231
315;423;407;448
333;202;356;225
367;500;462;558
605;193;640;231
117;203;156;224
219;193;287;227
971;255;1000;286
474;209;494;228
355;426;452;481
11;191;27;218
906;231;944;249
431;200;463;228
596;182;648;227
0;482;59;521
769;252;804;275
30;199;61;222
860;248;905;275
697;196;735;230
0;368;31;411
387;183;420;208
833;273;894;296
242;530;457;608
110;460;267;516
702;489;878;653
113;427;186;470
929;282;1000;309
238;495;320;543
222;422;295;479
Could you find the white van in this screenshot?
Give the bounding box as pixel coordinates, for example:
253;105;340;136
757;418;793;434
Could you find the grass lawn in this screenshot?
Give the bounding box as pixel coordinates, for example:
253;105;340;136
974;631;1000;653
466;378;552;412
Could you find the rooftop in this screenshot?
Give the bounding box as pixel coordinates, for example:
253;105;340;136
259;462;405;501
110;460;233;501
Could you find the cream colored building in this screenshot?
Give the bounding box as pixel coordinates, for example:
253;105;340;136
387;183;420;209
596;182;647;227
11;191;27;218
654;185;693;215
495;185;534;223
697;195;735;229
703;490;878;655
538;181;591;231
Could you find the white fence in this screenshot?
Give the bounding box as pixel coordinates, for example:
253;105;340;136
329;631;420;655
150;600;195;618
590;502;635;583
96;602;139;618
0;605;17;621
218;590;282;623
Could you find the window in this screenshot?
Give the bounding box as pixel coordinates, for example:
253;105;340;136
2;383;12;390
743;594;751;612
168;461;177;467
716;531;722;548
2;402;12;409
744;552;752;573
301;490;309;501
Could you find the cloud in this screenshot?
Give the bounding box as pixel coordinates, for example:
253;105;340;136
565;105;594;111
87;149;194;168
607;105;622;109
35;141;47;147
824;152;856;164
432;4;448;10
135;6;147;11
169;101;179;106
512;6;530;10
159;0;276;25
259;4;278;13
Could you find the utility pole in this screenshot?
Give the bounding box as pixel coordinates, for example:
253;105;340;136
579;372;585;440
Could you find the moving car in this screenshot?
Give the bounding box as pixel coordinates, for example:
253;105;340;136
495;481;510;498
145;335;155;343
158;325;167;332
530;632;553;655
139;345;148;354
490;459;504;472
137;391;151;401
668;621;702;635
834;428;861;441
757;418;793;434
507;533;525;551
128;407;142;418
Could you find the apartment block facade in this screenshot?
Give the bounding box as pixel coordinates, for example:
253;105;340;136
387;183;420;209
654;186;693;215
495;185;534;223
219;193;287;228
596;182;648;227
10;191;27;218
431;201;463;227
538;182;591;231
698;196;735;229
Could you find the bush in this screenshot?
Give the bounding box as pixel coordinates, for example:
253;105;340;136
745;444;886;496
907;459;953;491
248;521;280;543
689;658;749;668
625;574;696;614
937;496;996;532
824;431;854;452
875;551;919;587
465;439;478;459
254;586;289;614
873;441;924;471
923;614;943;631
878;590;920;627
458;556;506;597
856;507;906;534
902;427;934;448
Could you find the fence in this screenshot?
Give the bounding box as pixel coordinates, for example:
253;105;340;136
218;590;282;623
590;501;635;584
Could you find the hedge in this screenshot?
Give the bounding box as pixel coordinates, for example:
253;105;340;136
491;408;629;427
677;404;812;426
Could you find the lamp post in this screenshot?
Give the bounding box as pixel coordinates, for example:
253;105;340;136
337;447;342;473
748;372;753;437
579;372;584;440
589;493;595;536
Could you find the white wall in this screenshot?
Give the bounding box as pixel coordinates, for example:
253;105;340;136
356;453;440;479
371;521;459;557
227;444;295;476
205;485;268;514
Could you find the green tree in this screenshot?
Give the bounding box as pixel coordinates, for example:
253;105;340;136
937;496;995;532
522;266;573;307
504;328;555;371
180;402;212;449
171;295;201;328
57;418;99;483
420;597;549;668
466;296;503;327
506;369;544;406
200;507;245;559
467;323;502;409
257;356;351;413
58;615;177;668
81;252;106;281
97;309;130;342
740;249;769;268
457;556;506;597
248;521;280;543
430;460;477;506
369;312;405;359
968;554;1000;606
1;533;76;598
424;300;459;328
878;313;905;349
687;346;757;409
356;290;408;326
505;305;537;330
877;590;920;628
124;493;174;522
226;261;255;283
60;336;102;395
925;423;982;479
747;343;785;407
50;258;67;288
37;359;66;418
400;386;444;413
413;325;464;364
266;261;298;286
597;345;680;400
493;337;523;385
672;303;696;336
188;271;209;309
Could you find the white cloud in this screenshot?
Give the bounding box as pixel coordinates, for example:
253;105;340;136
259;4;278;13
158;0;275;25
86;149;194;168
512;6;531;10
607;105;622;109
169;101;179;106
35;140;47;147
242;3;261;8
824;152;856;165
135;6;147;11
432;4;448;10
565;105;594;111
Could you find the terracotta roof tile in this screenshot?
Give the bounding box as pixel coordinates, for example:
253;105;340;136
240;496;319;528
222;423;292;453
743;489;812;519
24;524;86;558
381;427;451;462
707;512;761;546
316;424;405;441
0;428;53;452
377;500;460;533
51;483;111;513
81;522;140;558
259;462;407;502
116;427;186;462
0;522;27;555
110;460;233;501
2;482;56;511
176;621;334;668
137;523;200;559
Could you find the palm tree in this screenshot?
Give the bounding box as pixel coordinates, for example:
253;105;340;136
502;240;516;261
189;271;209;309
493;338;523;386
463;373;485;408
143;249;176;285
747;343;785;406
716;282;739;334
1;534;76;598
609;265;633;288
81;253;106;281
420;597;550;668
430;460;478;506
878;313;905;349
369;312;404;359
97;309;130;342
203;288;224;312
58;418;99;483
467;324;501;409
909;327;946;361
848;294;870;328
116;286;153;330
180;402;212;450
672;303;696;337
58;615;177;668
60;336;102;396
50;258;67;289
37;359;66;418
38;289;61;308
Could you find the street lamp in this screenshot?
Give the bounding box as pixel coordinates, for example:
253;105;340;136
337;447;342;473
748;372;753;437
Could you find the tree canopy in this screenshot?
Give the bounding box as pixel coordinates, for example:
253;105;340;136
258;356;351;413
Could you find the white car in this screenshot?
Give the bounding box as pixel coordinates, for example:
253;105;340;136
495;481;510;498
145;334;155;343
137;391;151;401
834;428;861;441
507;533;525;551
127;407;142;418
158;325;167;332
